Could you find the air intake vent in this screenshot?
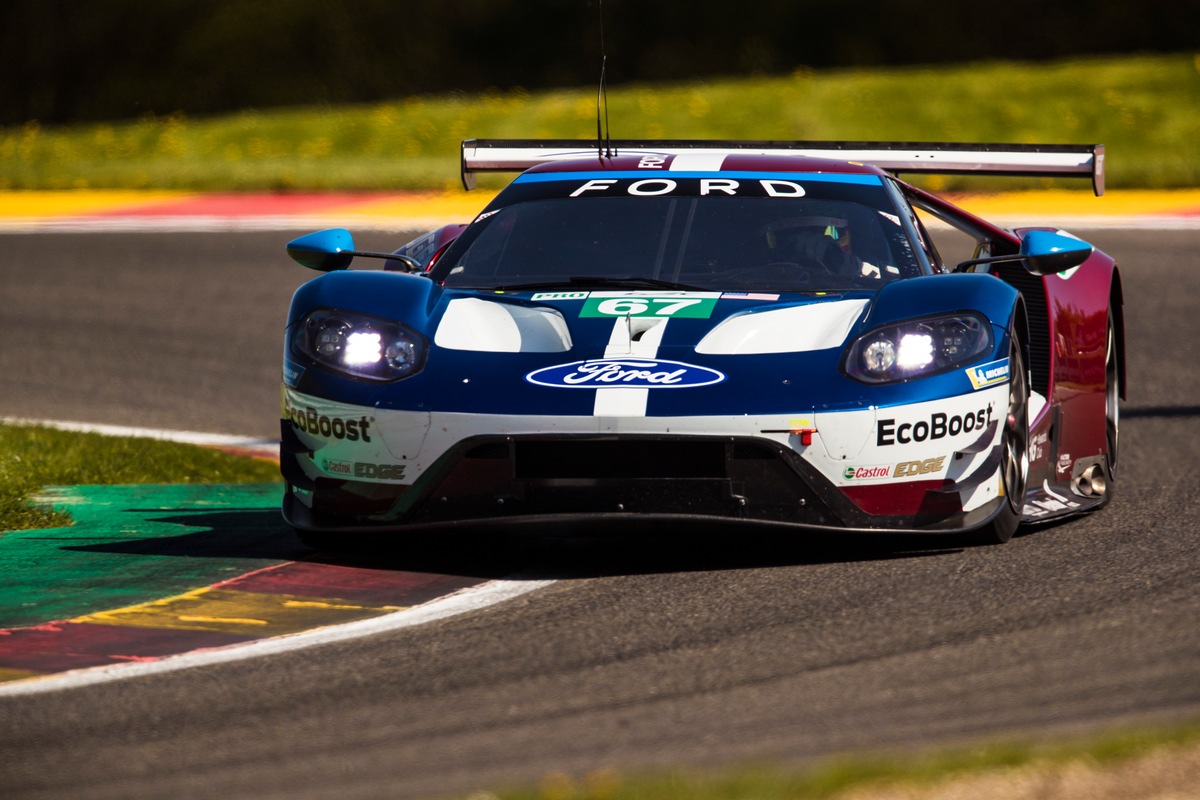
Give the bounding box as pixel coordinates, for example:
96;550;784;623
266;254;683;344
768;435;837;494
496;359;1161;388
731;440;776;460
993;263;1050;396
515;440;727;480
465;442;511;460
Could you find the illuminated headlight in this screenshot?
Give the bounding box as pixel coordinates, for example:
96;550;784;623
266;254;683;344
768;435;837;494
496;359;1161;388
294;309;427;381
844;313;991;383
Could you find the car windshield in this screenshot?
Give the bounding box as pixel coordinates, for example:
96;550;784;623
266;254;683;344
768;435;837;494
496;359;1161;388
434;183;923;292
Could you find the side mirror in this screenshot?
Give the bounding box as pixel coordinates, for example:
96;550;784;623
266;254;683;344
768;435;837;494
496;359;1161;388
285;228;425;273
286;229;355;272
1019;230;1093;276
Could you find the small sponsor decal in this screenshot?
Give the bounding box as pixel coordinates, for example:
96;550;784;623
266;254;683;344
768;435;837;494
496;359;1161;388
1057;453;1073;475
893;456;947;478
320;459;405;480
722;292;780;301
580;293;719;319
877;404;994;446
1031;431;1049;462
966;358;1010;391
526;358;725;389
531;291;590;301
283;358;305;387
353;462;405;480
843;464;891;481
321;458;353;476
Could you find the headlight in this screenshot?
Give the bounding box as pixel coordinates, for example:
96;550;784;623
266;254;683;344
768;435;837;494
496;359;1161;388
293;309;427;381
844;313;992;384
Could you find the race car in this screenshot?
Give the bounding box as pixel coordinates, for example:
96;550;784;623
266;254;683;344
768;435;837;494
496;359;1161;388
279;139;1120;548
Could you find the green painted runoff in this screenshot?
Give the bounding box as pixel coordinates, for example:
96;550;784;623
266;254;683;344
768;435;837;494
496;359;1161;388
0;484;299;628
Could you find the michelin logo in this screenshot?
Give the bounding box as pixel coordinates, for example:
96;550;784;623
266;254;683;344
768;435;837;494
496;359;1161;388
966;358;1010;391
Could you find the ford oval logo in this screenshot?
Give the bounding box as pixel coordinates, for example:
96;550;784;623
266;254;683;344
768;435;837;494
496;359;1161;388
526;358;725;389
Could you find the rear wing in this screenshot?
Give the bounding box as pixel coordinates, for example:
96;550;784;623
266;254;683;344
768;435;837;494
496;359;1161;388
460;139;1105;195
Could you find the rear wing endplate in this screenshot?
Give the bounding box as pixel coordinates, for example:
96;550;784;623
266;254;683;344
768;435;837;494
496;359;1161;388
460;139;1105;195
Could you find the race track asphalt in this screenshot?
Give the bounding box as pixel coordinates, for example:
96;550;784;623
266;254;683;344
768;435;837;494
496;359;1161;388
0;229;1198;799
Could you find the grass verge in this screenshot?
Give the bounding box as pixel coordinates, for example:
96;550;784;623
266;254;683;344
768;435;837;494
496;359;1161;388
0;423;280;533
2;54;1197;192
483;719;1200;800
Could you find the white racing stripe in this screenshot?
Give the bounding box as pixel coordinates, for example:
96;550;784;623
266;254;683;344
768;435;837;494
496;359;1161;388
592;316;669;417
669;153;726;172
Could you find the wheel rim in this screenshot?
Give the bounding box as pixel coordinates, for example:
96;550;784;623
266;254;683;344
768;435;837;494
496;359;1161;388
1105;317;1120;480
1001;345;1030;515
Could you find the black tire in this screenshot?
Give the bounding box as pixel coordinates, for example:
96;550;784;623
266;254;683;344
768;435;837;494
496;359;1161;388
971;337;1030;545
1105;310;1120;486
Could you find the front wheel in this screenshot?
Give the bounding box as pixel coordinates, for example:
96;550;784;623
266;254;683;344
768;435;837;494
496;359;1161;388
971;338;1030;545
1105;310;1120;486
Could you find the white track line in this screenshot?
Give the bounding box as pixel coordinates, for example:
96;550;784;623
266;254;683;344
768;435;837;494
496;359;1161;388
0;418;556;697
0;215;456;234
0;417;279;458
0;579;554;698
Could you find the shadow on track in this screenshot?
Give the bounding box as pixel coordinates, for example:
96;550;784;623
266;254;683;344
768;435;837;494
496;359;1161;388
1123;404;1200;419
67;506;965;581
62;508;308;561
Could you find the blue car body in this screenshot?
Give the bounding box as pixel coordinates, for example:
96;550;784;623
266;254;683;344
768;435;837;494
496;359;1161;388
279;140;1119;546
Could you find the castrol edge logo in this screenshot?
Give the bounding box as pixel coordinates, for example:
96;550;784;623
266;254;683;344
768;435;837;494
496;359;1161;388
525;358;725;389
842;456;948;482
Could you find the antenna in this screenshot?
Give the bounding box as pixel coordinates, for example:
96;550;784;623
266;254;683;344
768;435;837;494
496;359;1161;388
596;0;612;158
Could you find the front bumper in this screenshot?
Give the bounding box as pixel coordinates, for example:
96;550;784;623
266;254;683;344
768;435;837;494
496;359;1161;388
280;383;1009;535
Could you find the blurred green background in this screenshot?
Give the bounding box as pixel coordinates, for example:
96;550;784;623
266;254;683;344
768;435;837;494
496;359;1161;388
4;0;1194;125
2;1;1200;191
5;55;1196;192
2;1;1196;191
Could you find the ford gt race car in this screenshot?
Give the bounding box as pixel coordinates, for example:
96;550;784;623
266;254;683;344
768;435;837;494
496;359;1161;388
280;139;1121;548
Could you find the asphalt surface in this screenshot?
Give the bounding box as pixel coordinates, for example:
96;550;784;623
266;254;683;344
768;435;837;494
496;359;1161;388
1;229;1199;799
